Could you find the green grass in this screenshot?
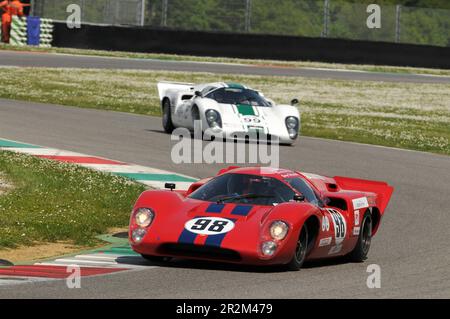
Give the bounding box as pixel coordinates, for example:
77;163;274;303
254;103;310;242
1;44;450;76
0;151;145;248
0;67;448;155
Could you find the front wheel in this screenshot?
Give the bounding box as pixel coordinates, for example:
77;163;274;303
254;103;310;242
348;211;372;262
162;99;175;133
287;224;308;271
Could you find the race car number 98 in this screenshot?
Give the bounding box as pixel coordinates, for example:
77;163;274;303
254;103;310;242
185;217;235;235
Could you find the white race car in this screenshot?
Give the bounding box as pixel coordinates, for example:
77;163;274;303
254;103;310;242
157;81;300;145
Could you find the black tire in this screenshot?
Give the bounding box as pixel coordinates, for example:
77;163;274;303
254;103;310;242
162;98;175;133
349;211;372;262
287;224;308;271
192;106;200;122
141;254;172;263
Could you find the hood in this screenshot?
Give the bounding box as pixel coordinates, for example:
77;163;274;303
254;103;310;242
152;199;275;248
219;103;276;135
179;199;274;222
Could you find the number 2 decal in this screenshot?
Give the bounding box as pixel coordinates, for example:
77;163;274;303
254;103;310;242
185;217;235;235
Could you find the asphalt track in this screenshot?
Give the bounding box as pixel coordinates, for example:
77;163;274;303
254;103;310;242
1;50;450;84
0;98;449;298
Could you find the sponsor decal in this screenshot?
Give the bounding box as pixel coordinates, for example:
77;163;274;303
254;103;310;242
352;197;369;210
328;244;343;255
319;237;332;247
184;217;235;236
280;172;298;178
301;173;326;180
354;210;360;226
327;209;347;245
353;227;361;236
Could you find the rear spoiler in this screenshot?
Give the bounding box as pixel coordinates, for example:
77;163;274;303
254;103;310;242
157;81;195;101
334;176;394;214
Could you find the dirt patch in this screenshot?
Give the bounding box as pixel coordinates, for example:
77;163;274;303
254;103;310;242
0;242;93;264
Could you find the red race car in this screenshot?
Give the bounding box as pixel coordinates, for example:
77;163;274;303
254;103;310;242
129;167;393;270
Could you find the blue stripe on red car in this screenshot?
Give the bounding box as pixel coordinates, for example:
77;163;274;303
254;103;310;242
231;205;252;216
178;228;197;244
206;203;225;213
204;218;237;247
204;233;228;247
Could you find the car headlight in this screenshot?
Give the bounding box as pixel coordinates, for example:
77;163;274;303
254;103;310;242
286;116;298;129
285;116;299;139
270;221;289;240
261;241;277;256
134;208;154;228
132;228;147;243
205;109;222;128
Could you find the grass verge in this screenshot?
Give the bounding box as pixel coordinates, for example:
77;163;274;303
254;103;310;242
0;67;449;155
0;151;145;249
1;44;450;77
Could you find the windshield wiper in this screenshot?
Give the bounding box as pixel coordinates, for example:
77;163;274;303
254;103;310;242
216;193;275;204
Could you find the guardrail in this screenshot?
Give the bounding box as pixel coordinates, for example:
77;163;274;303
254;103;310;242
52;23;450;69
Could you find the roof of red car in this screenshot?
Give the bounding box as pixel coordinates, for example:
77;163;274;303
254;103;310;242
223;166;299;179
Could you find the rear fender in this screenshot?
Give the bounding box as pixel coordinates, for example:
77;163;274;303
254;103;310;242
157;81;194;102
334;176;394;215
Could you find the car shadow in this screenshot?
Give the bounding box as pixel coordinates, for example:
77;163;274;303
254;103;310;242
115;255;353;273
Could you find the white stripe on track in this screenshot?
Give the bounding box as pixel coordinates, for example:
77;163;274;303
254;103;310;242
0;147;85;156
51;258;120;265
73;254;123;261
35;253;153;269
79;164;167;174
36;261;152;269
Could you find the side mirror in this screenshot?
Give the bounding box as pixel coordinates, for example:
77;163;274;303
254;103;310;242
291;98;299;106
165;183;176;191
293;194;305;202
194;91;203;98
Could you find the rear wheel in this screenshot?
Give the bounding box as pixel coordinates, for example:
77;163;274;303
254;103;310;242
287;224;308;271
141;254;172;263
162;99;175;133
349;211;372;262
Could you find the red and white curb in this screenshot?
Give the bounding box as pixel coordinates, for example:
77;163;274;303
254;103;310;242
0;138;198;285
0;139;198;191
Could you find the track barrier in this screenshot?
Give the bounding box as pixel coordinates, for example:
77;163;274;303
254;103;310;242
2;16;53;47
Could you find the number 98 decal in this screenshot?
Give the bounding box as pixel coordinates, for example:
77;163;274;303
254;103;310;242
185;217;235;235
327;209;347;245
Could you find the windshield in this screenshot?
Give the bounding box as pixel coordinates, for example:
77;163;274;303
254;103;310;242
206;88;271;107
189;173;295;206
